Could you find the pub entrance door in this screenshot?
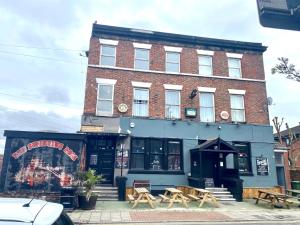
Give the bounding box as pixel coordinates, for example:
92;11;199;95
87;136;116;185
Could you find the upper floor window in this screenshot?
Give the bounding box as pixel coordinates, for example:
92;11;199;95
133;88;149;117
230;94;245;122
134;48;149;70
199;92;215;122
165;90;180;119
228;58;241;78
100;45;116;66
166;52;180;73
96;78;116;116
198;55;213;76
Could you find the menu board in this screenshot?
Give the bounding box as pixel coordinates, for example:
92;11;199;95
204;178;215;187
115;149;129;169
256;157;269;176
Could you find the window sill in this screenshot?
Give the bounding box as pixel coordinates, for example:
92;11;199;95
128;170;185;175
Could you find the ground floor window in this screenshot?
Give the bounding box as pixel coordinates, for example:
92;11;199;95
130;138;183;172
233;142;252;175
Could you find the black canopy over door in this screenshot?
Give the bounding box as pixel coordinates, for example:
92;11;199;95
189;137;243;201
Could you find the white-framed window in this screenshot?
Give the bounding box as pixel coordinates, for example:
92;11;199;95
165;90;180;119
230;94;245;122
134;48;149;70
133;88;149;117
97;84;114;116
199;55;213;76
166;52;180;73
228;58;242;78
100;45;116;66
199;92;215;122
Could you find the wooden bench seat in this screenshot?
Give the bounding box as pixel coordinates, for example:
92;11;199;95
148;194;156;201
128;194;135;203
187;194;200;201
253;197;272;203
159;194;170;201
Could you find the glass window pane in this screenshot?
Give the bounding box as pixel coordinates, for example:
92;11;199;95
229;68;241;78
131;154;144;169
134;89;149;100
200;107;214;122
166;62;179;73
166;52;179;62
229;58;240;68
199;65;212;76
200;93;214;107
168;155;181;170
101;56;115;66
135;49;149;59
199;55;212;66
102;45;115;55
230;95;244;109
99;85;113;100
90;154;98;166
166;91;180;105
234;143;251;174
150;155;163;170
132;139;145;153
231;109;245;122
168;141;180;154
135;59;149;70
166;105;180;118
97;100;112;113
150;140;163;154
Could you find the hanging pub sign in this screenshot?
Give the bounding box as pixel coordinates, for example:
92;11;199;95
256;157;269;176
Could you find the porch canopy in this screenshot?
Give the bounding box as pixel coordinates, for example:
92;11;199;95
189;137;243;201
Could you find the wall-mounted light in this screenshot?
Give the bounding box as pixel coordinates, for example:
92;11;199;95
190;89;198;99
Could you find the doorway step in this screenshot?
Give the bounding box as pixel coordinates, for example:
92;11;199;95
205;187;236;202
93;185;118;201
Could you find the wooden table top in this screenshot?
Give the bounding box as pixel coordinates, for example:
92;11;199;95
134;187;149;194
165;188;182;193
258;190;286;197
193;188;210;193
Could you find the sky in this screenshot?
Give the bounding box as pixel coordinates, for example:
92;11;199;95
0;0;299;153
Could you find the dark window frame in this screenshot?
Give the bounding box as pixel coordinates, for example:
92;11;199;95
129;138;184;174
233;142;253;176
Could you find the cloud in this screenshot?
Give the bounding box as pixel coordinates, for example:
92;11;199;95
39;85;70;104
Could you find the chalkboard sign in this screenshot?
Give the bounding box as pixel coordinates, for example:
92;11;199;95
256;157;269;176
204;178;215;187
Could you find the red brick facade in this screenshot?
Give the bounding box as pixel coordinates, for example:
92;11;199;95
83;31;269;125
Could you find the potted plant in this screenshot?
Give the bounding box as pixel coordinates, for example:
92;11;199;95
77;169;102;210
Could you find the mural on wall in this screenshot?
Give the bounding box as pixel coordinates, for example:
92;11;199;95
3;138;85;192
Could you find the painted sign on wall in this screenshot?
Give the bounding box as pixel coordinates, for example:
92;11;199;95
0;132;86;192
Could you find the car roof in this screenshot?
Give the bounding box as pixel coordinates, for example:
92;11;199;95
0;198;63;225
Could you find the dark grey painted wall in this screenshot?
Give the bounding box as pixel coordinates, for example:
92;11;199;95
120;117;277;188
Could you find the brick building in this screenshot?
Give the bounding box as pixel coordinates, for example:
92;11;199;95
81;23;277;199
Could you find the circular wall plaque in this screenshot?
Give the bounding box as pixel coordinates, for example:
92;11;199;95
118;103;128;113
220;111;229;120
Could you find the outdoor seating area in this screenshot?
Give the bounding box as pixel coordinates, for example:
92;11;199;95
127;186;220;209
253;189;299;209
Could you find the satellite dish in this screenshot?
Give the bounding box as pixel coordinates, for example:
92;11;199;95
267;97;273;105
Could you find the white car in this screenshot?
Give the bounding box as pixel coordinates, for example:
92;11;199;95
0;198;74;225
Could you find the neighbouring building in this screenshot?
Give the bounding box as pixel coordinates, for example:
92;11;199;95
81;23;277;199
274;124;300;187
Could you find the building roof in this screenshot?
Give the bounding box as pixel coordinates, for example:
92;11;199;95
92;24;267;53
274;124;300;138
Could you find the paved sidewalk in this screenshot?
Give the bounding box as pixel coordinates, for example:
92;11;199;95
68;200;300;224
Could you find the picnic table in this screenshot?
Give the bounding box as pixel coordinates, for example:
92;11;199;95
253;190;292;209
286;189;300;199
187;188;219;207
159;187;189;208
128;187;156;209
